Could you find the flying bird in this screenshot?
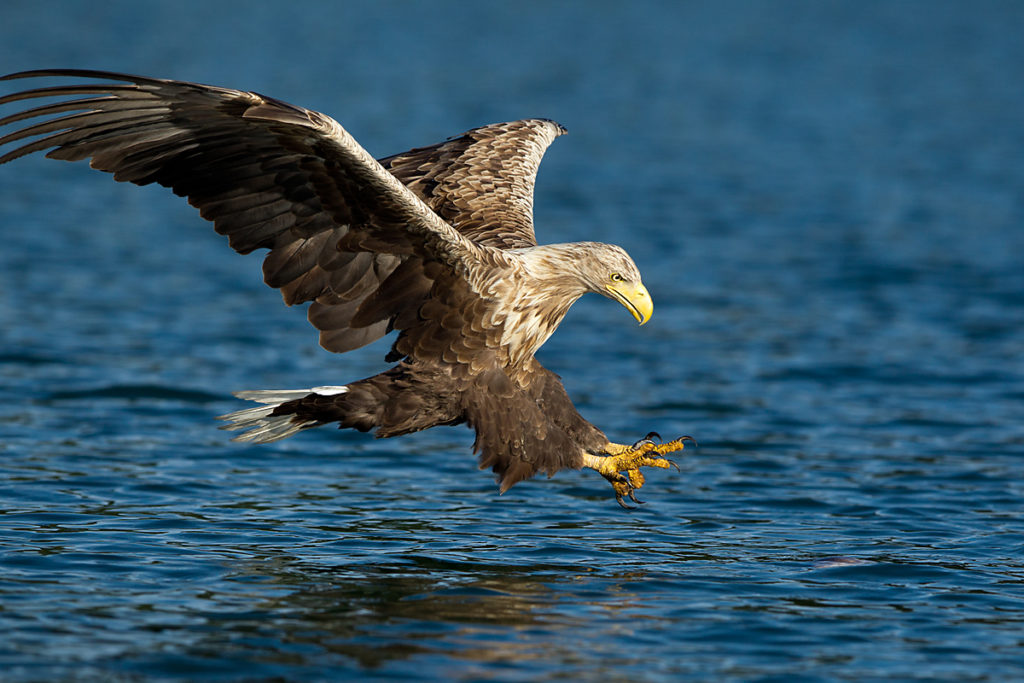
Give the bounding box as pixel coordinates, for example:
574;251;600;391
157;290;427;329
0;70;691;507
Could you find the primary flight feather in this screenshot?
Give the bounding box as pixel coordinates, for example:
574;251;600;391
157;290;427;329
0;69;691;507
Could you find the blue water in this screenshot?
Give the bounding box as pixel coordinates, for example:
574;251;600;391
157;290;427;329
2;1;1024;680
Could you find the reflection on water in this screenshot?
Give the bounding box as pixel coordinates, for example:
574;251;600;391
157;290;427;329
237;557;570;668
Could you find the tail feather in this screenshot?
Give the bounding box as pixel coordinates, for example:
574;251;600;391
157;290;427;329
217;386;348;443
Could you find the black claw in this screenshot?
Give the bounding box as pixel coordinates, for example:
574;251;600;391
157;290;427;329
678;435;698;447
631;435;658;450
644;431;662;442
667;459;681;472
615;495;636;510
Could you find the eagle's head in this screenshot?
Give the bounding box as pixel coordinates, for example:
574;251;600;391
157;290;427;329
576;243;652;325
511;241;653;350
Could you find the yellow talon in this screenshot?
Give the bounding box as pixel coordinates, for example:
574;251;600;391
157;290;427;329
649;437;694;457
585;434;695;508
602;442;634;456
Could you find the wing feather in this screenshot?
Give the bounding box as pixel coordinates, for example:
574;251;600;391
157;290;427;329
380;118;565;249
0;70;572;375
0;69;486;354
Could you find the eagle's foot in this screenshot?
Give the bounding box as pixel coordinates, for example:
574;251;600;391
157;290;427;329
588;433;695;508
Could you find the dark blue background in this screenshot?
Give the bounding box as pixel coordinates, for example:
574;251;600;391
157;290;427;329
2;1;1023;680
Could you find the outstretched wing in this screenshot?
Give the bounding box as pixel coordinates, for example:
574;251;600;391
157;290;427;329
380;118;566;249
0;69;485;354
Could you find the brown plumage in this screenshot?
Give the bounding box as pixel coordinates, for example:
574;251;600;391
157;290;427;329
0;69;689;505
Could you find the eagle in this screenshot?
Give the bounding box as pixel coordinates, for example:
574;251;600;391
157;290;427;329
0;69;691;507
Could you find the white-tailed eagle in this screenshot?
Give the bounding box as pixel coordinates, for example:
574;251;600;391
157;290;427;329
0;70;691;507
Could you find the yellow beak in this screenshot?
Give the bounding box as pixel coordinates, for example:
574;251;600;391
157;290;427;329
606;282;653;325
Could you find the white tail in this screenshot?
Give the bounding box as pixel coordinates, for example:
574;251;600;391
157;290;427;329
217;386;348;443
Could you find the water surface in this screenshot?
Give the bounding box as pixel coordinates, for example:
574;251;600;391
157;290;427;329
2;1;1024;680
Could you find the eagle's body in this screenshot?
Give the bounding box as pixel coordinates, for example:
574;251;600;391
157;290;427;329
0;70;689;506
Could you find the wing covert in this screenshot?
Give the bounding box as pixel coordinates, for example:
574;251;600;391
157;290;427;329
380;118;566;249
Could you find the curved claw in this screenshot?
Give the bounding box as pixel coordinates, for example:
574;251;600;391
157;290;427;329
631;435;658;450
608;472;642;509
596;430;697;507
613;483;635;509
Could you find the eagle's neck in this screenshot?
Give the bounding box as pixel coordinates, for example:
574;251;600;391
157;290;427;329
498;244;592;368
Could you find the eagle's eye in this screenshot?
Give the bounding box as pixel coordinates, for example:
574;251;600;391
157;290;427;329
610;272;625;283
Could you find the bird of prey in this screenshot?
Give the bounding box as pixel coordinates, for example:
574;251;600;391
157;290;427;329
0;70;691;507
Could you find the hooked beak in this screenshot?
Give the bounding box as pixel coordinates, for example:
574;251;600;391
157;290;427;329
606;281;653;325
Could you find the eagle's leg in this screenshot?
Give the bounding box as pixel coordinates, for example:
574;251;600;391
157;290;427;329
583;435;694;508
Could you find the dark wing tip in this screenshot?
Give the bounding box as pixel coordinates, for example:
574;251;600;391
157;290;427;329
538;118;568;136
1;69;155;84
